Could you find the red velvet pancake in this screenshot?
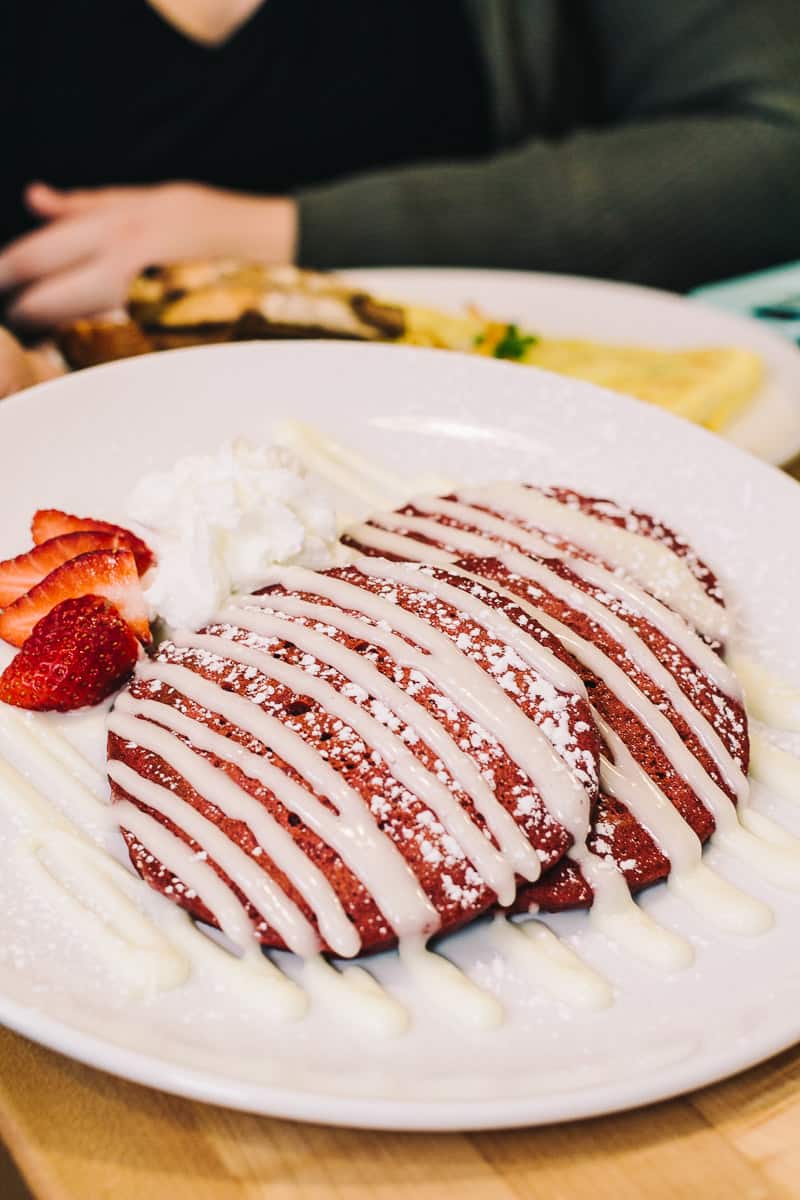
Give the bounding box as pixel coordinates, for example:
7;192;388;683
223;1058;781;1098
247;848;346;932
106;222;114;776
108;561;600;956
342;484;747;913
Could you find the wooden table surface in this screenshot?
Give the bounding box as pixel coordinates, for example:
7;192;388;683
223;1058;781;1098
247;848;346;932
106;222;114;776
2;457;800;1200
3;1025;800;1199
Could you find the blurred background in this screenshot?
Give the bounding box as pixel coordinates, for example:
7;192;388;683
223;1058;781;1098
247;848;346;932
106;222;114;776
2;0;799;339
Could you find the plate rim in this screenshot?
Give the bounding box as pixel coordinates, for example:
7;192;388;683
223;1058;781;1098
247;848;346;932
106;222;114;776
1;983;797;1131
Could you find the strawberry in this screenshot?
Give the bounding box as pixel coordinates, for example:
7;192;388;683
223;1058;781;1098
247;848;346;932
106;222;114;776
0;595;139;712
0;549;151;648
31;509;155;575
0;531;127;608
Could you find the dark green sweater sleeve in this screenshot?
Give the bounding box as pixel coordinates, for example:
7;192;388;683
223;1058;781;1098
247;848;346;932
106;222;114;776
296;0;800;291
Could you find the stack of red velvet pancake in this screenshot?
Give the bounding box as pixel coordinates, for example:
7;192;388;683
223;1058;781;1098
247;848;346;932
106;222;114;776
108;483;747;959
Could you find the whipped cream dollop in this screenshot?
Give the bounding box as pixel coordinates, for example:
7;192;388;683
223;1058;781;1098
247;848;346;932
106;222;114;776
127;439;342;631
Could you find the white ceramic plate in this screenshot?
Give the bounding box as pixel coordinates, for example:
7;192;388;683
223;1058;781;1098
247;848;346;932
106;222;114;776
344;267;800;466
1;342;800;1131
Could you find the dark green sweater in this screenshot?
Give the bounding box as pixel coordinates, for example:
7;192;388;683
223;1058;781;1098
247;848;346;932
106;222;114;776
297;0;800;290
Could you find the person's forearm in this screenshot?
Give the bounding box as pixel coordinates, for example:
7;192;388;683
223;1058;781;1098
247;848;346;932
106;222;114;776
202;188;299;264
296;115;800;291
0;184;299;331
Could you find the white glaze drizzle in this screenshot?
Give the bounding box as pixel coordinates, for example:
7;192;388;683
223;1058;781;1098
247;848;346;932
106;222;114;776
0;714;417;1032
466;579;740;828
22;830;190;994
393;481;728;658
0;753;190;993
153;900;309;1009
356;499;738;697
520;609;800;888
489;915;613;1010
276;419;453;513
358;509;511;572
398;935;504;1030
110;699;358;957
488;548;747;801
131;657;438;942
340;501;800;940
110;556;623;1017
397;495;740;697
278;427;400;510
344;511;800;897
596;716;772;935
717;813;800;888
114;797;308;1020
247;563;592;847
727;653;800;732
8;709;109;802
113;696;509;1030
108;556;627;1022
738;807;800;847
0;684;503;1032
320;553;694;966
346;519;458;564
353;556;583;696
220;601;528;904
0;704;109;834
572;842;694;970
359;510;777;955
233;594;566;856
301;956;410;1037
235;588;586;818
560;555;739;697
749;731;800;803
454;483;729;641
405;495;558;557
109;756;321;958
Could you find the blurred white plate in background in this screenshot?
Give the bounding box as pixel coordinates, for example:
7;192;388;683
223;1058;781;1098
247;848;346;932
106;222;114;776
346;267;800;465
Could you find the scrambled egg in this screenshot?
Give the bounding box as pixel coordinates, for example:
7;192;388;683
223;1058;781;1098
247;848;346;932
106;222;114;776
399;305;762;432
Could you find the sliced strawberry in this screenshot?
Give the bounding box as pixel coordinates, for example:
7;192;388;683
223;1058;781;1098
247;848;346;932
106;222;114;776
0;549;151;648
0;594;139;712
0;531;127;608
31;509;155;575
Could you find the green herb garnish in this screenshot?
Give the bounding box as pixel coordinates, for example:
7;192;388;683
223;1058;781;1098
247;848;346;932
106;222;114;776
473;331;486;347
492;324;537;361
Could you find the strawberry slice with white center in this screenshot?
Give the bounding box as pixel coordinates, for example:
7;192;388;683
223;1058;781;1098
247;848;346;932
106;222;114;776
0;530;128;608
0;549;151;648
31;509;155;575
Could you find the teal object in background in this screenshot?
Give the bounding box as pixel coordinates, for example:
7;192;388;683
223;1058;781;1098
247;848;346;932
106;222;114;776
692;262;800;344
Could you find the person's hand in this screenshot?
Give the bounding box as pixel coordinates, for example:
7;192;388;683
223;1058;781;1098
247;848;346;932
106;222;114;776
0;327;65;399
0;182;298;330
